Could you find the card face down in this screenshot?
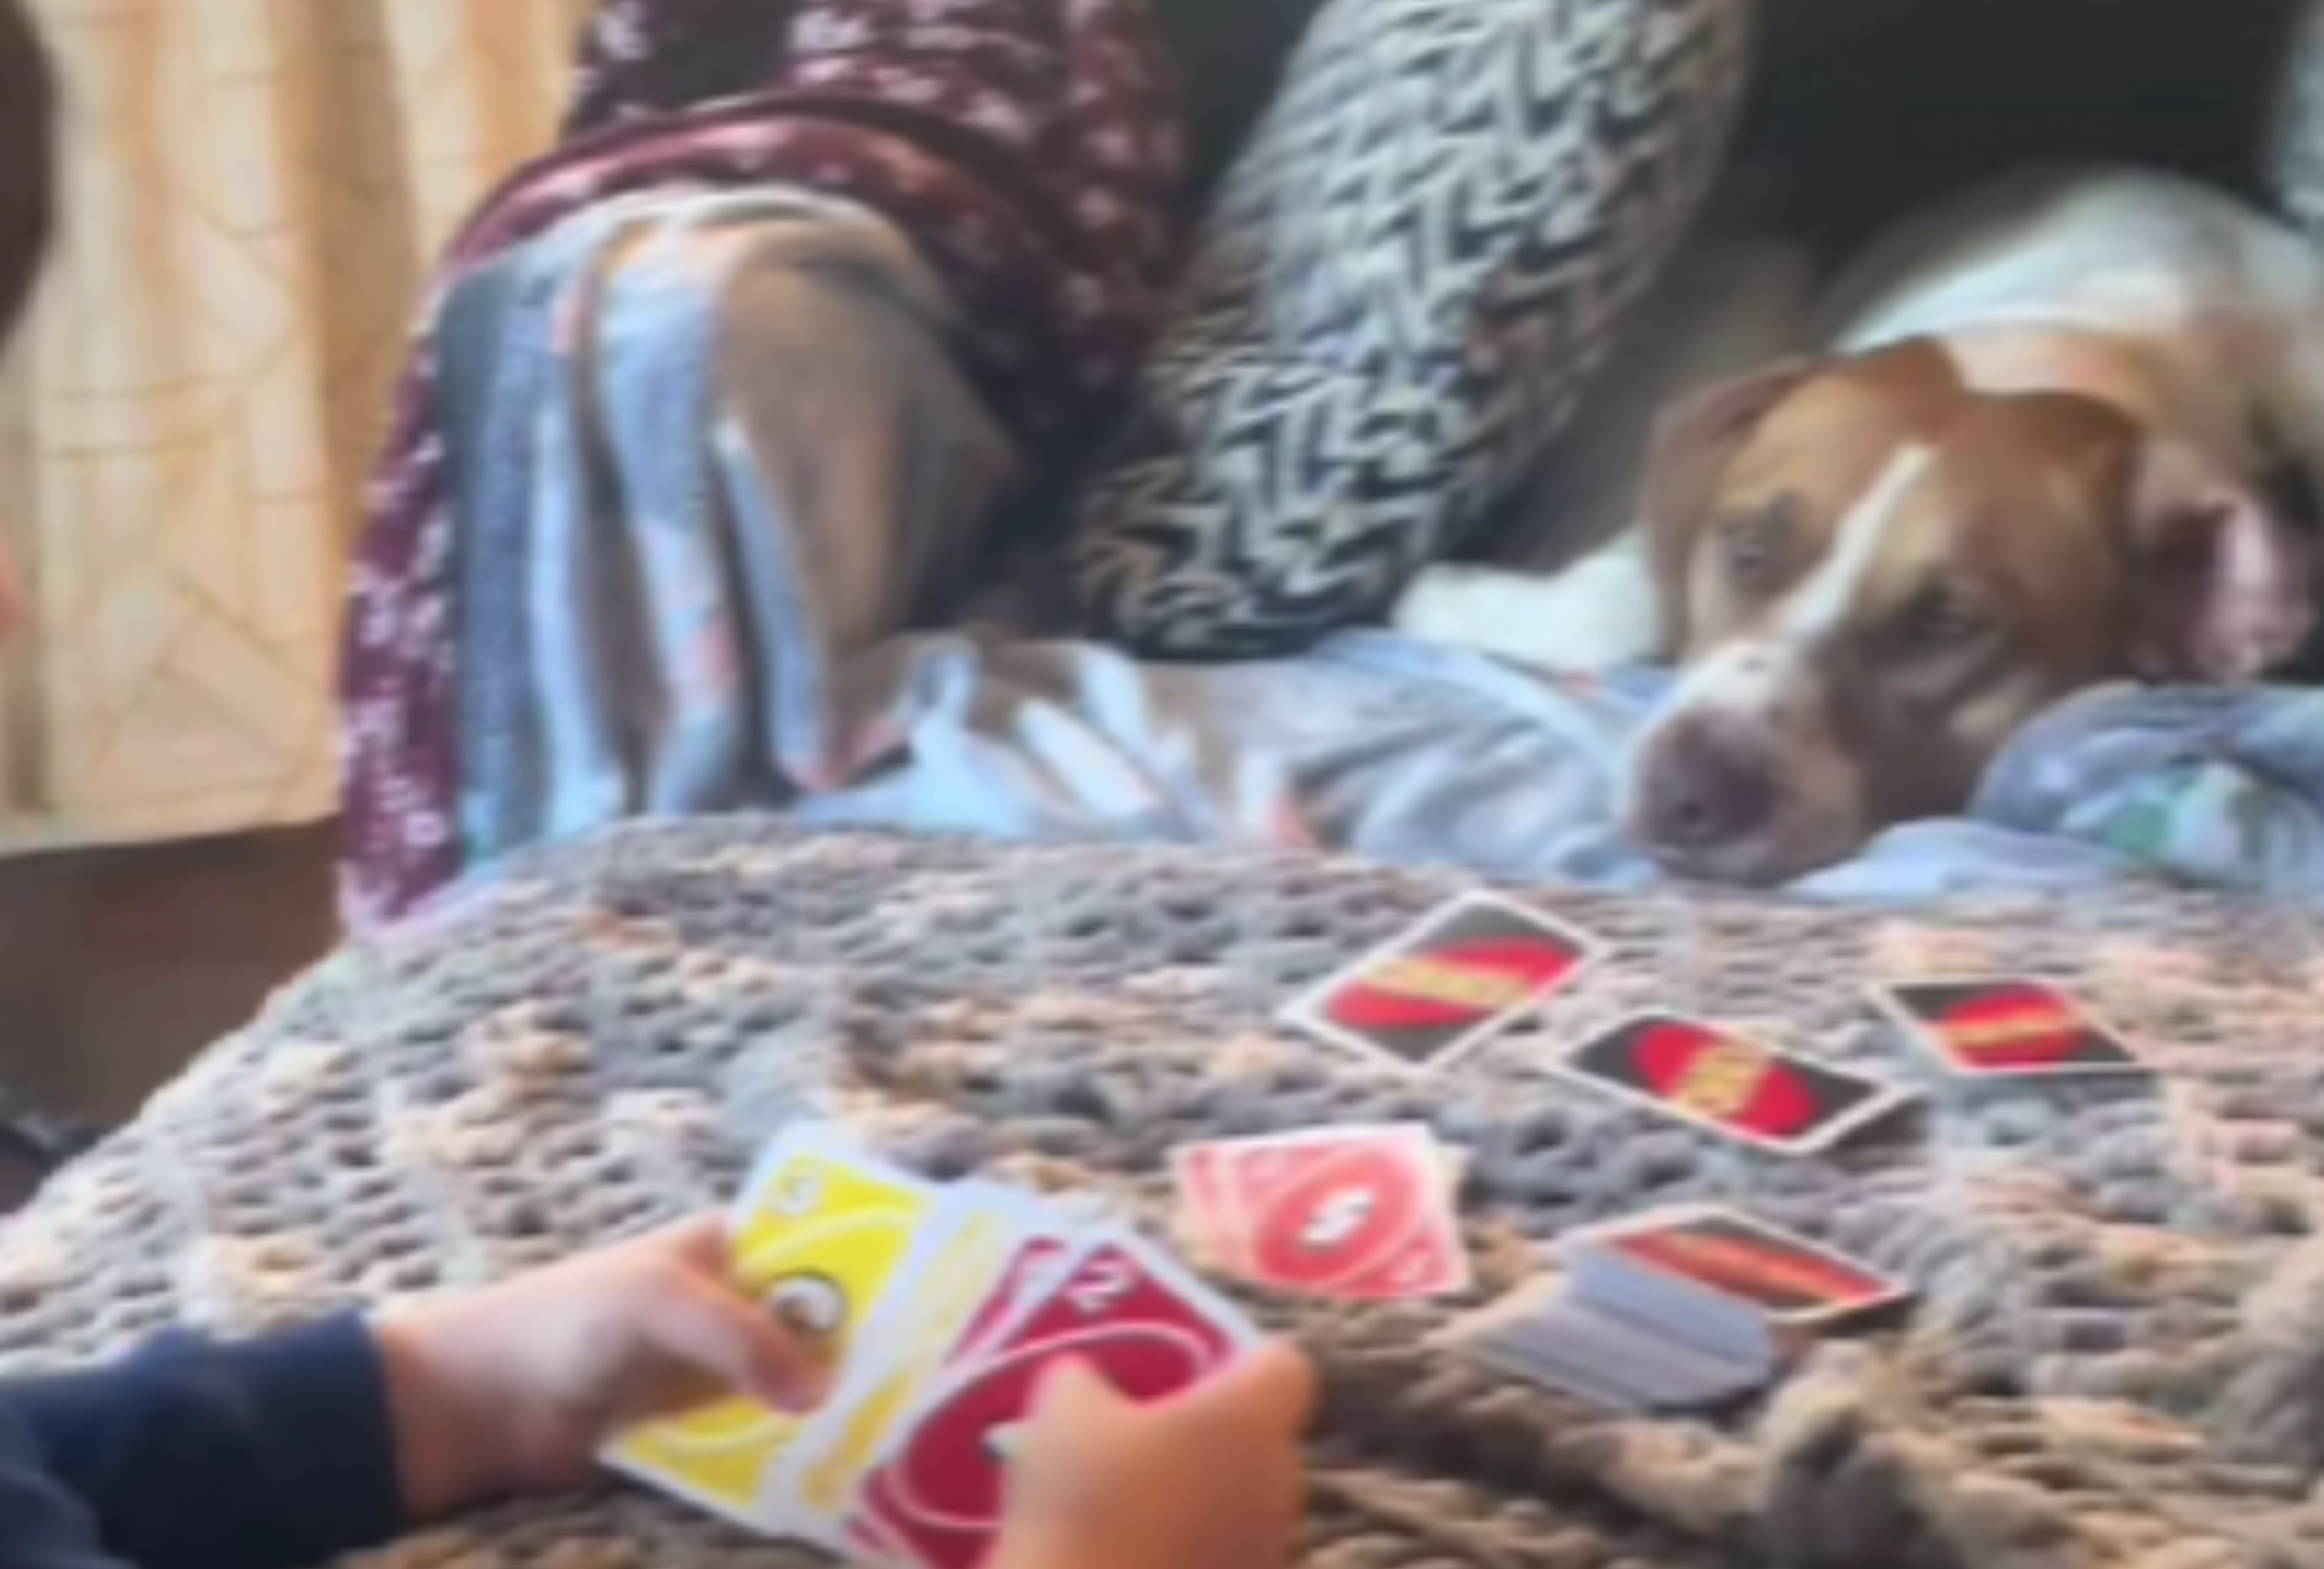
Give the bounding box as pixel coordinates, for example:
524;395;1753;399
1870;977;2150;1079
1446;1281;1764;1414
1557;1013;1910;1156
1281;893;1603;1071
1449;1206;1916;1415
1573;1206;1912;1333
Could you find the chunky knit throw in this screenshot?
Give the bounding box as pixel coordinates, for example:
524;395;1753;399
4;822;2323;1569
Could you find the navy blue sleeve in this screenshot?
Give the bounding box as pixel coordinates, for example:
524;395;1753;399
0;1316;406;1569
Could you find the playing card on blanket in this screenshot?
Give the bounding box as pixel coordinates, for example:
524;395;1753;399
1281;892;1603;1073
605;1125;941;1529
1171;1124;1469;1301
1445;1206;1912;1414
1557;1013;1913;1157
1445;1280;1764;1414
847;1231;1263;1569
1565;1205;1913;1346
1869;976;2153;1080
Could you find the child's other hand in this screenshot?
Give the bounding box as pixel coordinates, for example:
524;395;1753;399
997;1341;1314;1569
373;1215;824;1517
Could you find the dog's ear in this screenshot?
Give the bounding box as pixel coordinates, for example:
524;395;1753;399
1638;360;1816;654
2123;439;2315;682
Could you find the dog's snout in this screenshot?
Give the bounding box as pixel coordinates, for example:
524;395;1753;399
1635;720;1776;852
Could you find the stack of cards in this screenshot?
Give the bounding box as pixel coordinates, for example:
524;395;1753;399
1554;1013;1914;1157
1280;893;1603;1074
1444;1206;1912;1413
1171;1124;1470;1302
611;1125;1262;1567
1870;977;2154;1082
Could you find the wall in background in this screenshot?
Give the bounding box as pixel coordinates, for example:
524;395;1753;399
0;0;589;852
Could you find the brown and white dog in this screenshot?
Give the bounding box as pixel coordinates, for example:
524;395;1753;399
1396;167;2324;885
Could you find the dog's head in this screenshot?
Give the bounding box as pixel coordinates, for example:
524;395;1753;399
1623;338;2315;883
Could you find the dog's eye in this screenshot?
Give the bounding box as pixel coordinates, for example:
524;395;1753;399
1720;499;1794;586
1895;585;1988;650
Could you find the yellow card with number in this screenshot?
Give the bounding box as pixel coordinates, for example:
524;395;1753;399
606;1131;935;1526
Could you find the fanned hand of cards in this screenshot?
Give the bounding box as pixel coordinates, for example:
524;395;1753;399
1171;1124;1470;1302
609;1125;1262;1568
1443;1206;1912;1414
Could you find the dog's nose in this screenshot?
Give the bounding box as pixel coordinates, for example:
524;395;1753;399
1635;720;1776;850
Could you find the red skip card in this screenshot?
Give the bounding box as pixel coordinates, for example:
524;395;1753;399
1173;1125;1467;1301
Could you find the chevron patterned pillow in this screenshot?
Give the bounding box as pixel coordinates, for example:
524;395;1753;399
1068;0;1753;658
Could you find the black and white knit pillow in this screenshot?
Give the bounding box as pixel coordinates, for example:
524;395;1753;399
1068;0;1754;658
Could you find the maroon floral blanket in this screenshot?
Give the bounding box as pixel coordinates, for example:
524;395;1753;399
338;0;1183;928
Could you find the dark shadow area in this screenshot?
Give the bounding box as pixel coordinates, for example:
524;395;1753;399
0;823;338;1200
1744;0;2305;256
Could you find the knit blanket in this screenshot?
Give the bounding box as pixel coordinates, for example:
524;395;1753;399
4;823;2323;1569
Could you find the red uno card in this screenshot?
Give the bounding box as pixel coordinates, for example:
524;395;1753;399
852;1236;1255;1569
1282;893;1603;1072
1205;1126;1467;1300
1870;978;2150;1080
1169;1142;1254;1275
949;1231;1077;1367
1582;1206;1912;1331
1557;1013;1912;1157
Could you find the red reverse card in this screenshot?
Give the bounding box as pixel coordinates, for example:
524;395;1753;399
1184;1126;1467;1301
851;1237;1253;1569
1870;977;2150;1080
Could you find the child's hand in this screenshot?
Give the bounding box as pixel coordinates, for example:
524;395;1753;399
997;1342;1315;1569
372;1216;825;1518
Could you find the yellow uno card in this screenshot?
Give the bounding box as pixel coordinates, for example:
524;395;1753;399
775;1194;1033;1523
606;1130;936;1527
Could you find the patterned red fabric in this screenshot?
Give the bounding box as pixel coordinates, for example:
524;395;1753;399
339;0;1183;929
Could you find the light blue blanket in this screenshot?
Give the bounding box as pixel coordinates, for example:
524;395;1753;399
791;628;2324;903
445;192;2324;907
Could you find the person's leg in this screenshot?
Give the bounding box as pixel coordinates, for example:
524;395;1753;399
462;196;1018;856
